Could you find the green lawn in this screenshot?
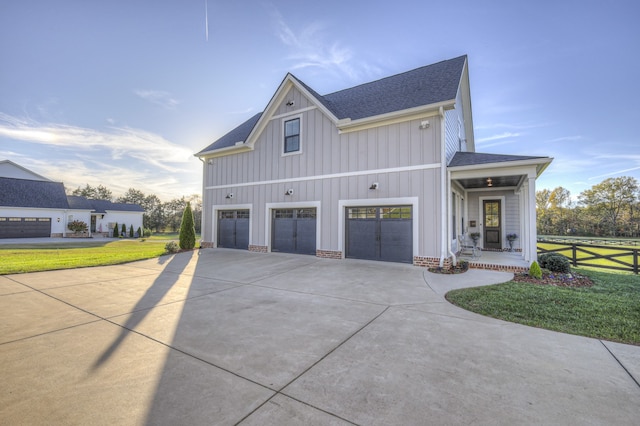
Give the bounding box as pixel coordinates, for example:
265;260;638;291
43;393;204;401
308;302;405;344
446;268;640;345
0;239;170;275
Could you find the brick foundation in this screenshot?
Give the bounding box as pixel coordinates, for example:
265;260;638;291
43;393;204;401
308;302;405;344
200;241;214;248
316;250;343;259
248;245;268;253
468;262;528;273
413;256;451;269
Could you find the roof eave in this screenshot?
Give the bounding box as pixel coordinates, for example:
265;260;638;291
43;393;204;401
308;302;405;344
337;99;456;134
448;157;554;177
195;144;254;159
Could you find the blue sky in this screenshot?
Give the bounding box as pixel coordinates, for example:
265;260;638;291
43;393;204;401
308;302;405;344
1;0;638;201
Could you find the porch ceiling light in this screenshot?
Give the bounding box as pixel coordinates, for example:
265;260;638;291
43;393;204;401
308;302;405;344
487;177;493;187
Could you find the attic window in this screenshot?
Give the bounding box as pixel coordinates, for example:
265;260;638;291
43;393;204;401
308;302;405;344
283;117;301;154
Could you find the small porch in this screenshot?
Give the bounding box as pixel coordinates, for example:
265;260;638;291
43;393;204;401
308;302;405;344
448;152;553;268
458;249;530;273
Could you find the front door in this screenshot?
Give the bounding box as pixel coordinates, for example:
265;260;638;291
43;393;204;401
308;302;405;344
483;200;501;250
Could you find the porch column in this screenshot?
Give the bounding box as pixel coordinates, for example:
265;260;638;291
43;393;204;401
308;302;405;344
519;188;526;260
527;174;537;263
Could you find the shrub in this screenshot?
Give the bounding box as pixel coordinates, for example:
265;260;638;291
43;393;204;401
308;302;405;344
143;228;152;237
113;222;119;237
179;202;196;250
129;225;134;238
538;253;571;273
529;261;542;279
165;241;180;254
136;227;142;238
67;220;88;233
121;223;127;237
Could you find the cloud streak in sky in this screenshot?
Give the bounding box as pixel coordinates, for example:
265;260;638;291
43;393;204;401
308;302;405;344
0;113;200;199
0;113;193;169
269;7;362;80
134;89;180;110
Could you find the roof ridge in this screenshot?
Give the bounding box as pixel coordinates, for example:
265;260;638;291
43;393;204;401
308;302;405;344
322;55;467;97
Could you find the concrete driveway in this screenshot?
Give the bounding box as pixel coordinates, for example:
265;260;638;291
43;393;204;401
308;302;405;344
1;249;639;425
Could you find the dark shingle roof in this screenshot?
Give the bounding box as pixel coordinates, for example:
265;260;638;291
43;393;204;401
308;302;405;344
66;195;94;209
322;56;466;120
197;55;467;154
89;199;145;213
448;152;549;167
0;177;69;209
1;177;143;213
198;112;262;153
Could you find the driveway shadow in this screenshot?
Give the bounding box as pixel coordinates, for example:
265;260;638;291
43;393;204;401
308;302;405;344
92;252;194;370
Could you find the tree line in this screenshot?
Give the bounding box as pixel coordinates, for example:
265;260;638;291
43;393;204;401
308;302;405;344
69;184;202;234
537;176;640;237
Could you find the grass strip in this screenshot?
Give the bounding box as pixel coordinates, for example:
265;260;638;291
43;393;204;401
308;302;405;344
0;240;169;274
446;268;640;345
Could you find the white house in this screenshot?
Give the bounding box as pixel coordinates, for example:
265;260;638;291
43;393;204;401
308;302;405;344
0;160;144;238
195;56;552;269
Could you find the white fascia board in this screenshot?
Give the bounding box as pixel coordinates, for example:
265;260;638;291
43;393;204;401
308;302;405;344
449;158;553;177
194;144;254;159
458;59;475;151
245;75;340;148
337;100;455;134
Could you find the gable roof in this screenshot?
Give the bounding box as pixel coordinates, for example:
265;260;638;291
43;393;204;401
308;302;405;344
0;177;69;209
197;55;467;156
0;160;51;181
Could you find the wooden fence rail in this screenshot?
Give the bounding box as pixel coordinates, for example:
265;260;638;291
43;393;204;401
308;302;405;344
537;240;639;274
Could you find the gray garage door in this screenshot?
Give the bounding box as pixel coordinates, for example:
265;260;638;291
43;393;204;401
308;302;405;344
272;208;316;255
217;210;249;249
346;206;413;263
0;217;51;239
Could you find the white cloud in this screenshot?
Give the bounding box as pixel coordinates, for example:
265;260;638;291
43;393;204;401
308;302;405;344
476;132;521;143
270;8;361;80
134;89;180;110
544;135;582;143
0;113;200;200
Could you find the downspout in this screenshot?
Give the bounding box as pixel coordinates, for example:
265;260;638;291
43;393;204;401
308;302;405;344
448;169;457;266
198;157;206;247
439;106;449;267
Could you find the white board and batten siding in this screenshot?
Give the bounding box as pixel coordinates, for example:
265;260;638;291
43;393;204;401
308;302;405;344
204;85;445;257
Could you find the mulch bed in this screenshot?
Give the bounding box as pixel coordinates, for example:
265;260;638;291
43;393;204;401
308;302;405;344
513;271;594;288
428;261;469;274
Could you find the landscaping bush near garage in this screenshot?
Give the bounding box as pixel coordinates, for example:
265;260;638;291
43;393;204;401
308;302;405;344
446;268;640;345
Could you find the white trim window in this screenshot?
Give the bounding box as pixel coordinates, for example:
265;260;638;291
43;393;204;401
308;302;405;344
283;115;302;155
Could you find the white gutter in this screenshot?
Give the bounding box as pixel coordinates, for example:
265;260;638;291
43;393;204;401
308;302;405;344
447;169;457;266
439;106;448;267
197;157;206;245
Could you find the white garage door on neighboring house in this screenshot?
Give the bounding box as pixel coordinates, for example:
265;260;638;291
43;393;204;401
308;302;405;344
271;208;317;255
217;210;250;249
0;217;51;239
346;206;413;263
